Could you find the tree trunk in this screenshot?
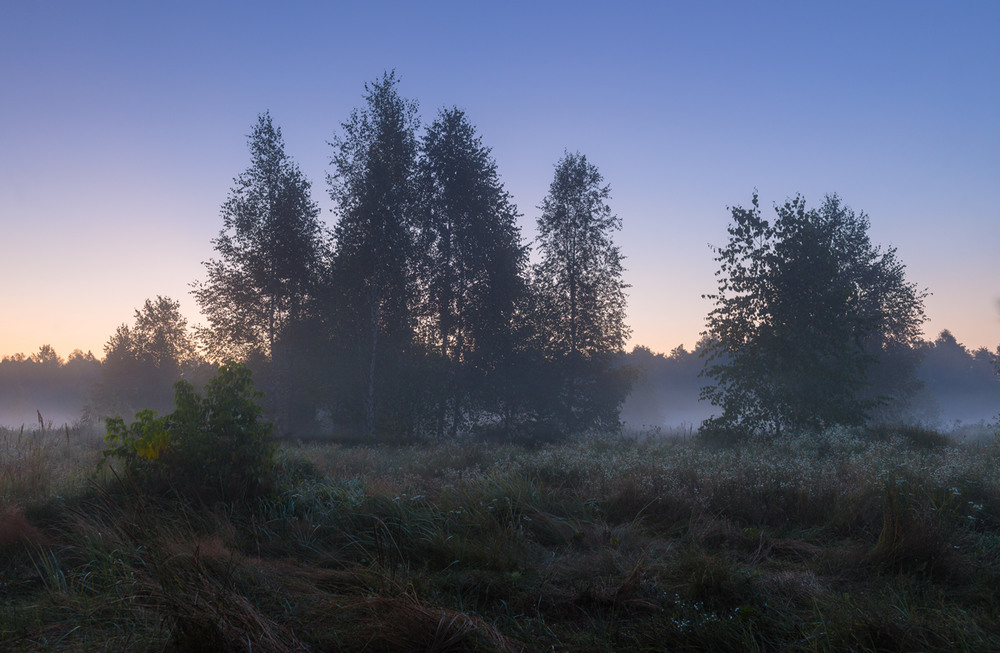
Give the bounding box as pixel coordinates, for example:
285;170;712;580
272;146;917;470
364;288;381;442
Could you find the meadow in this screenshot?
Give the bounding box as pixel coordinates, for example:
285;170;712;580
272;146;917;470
3;422;1000;651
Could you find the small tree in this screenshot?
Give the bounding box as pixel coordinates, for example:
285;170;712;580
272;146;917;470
103;362;275;504
701;193;927;437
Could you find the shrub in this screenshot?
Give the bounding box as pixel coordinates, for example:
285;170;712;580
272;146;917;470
103;362;276;504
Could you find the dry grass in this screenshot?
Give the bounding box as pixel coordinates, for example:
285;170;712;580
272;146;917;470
2;424;1000;651
0;425;104;505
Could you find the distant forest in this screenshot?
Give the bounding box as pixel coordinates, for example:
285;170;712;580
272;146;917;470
2;329;997;433
3;73;998;437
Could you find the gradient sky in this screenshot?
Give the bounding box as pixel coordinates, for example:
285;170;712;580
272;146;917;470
2;1;998;360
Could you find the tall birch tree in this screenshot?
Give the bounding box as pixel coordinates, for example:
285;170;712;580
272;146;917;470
327;71;420;438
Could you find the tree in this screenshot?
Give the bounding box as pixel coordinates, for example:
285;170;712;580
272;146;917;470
29;344;63;367
194;112;325;362
532;152;631;431
416;107;528;436
327;71;421;438
701;193;927;436
535;152;629;358
97;296;198;416
132;296;196;373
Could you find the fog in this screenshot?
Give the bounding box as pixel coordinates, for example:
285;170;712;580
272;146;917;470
619;344;713;433
2;330;997;434
620;332;1000;434
0;348;100;429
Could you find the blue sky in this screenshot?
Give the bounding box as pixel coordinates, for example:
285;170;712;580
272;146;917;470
2;1;998;358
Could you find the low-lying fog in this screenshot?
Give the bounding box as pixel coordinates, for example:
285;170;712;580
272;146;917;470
2;331;998;434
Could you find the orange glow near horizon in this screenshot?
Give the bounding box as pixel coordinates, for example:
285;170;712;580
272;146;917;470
2;300;996;364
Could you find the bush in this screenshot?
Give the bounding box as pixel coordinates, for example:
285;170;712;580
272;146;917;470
103;362;276;504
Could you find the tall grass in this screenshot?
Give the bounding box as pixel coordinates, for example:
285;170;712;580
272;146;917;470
2;424;1000;651
0;424;104;505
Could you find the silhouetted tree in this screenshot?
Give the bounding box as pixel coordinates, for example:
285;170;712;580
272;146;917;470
327;71;421;438
701;193;927;436
194;112;325;362
416;107;528;436
532;152;631;431
132;296;196;374
96;296;198;417
29;344;62;367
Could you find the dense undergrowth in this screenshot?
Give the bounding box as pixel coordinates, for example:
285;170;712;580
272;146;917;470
3;422;1000;651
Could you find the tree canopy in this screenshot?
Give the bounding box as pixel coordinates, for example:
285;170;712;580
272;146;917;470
194;112;324;362
416;107;528;435
326;71;421;437
701;193;927;436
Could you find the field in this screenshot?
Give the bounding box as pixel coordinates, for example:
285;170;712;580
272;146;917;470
3;423;1000;651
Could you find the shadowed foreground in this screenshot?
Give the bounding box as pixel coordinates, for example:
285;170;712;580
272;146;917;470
3;425;1000;651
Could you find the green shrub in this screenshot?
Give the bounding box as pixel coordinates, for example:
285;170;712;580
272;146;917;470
103;362;276;504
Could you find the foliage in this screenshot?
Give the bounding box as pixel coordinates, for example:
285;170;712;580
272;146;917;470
7;426;1000;651
701;193;927;437
95;296;201;417
103;362;276;504
326;71;422;438
1;424;103;504
531;152;632;432
193;112;325;363
416;106;529;436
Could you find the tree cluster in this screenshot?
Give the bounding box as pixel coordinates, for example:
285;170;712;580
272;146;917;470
190;72;631;440
14;75;962;443
910;330;1000;425
95;296;212;418
619;332;1000;432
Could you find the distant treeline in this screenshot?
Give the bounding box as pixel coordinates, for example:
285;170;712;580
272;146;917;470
0;346;100;427
2;330;997;432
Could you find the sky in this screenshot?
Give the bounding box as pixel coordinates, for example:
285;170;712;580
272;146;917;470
2;1;998;360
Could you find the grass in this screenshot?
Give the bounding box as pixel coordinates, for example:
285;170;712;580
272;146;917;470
2;423;1000;650
0;424;104;504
